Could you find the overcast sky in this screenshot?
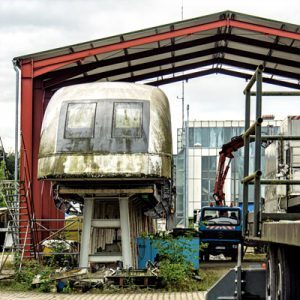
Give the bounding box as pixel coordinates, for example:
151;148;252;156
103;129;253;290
0;0;299;152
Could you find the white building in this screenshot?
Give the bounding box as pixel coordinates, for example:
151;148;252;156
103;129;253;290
175;118;281;226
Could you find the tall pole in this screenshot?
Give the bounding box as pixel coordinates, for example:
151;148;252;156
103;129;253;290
185;104;189;227
181;0;184;20
182;81;185;131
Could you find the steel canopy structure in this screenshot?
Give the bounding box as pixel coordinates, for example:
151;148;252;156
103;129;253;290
14;10;300;251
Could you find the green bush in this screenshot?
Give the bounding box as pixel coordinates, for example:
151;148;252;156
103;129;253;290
14;260;54;292
151;234;196;290
15;260;41;287
158;260;191;289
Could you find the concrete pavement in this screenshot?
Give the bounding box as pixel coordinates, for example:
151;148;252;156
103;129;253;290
0;291;206;300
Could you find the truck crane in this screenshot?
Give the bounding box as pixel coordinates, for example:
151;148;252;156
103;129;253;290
198;135;244;261
213;135;244;206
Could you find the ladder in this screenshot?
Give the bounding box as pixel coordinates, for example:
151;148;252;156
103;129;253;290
0;180;36;271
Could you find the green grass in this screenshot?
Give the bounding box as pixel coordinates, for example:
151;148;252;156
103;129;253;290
197;268;228;291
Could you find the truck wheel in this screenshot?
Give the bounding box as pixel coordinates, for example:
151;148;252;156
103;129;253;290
276;247;288;299
266;245;277;300
276;246;300;300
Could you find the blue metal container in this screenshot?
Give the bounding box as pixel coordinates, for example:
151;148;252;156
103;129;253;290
136;236;199;270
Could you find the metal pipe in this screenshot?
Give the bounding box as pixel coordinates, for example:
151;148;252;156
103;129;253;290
241;171;262;184
243;64;264;94
254;67;263;237
242;90;251;236
250;91;300;96
249;179;300;185
13;60;20;181
250;135;300;141
182;81;185;130
242;118;263;138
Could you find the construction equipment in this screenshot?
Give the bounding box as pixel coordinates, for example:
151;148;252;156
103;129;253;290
213;135;244;206
197;136;244;261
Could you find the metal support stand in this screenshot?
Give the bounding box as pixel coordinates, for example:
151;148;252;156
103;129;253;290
242;65;264;237
254;68;262;237
242;90;251;236
79;198;94;269
235;244;243;300
119;197;132;268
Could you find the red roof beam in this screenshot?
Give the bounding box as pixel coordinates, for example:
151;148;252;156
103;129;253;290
33;20;228;73
32;19;300;78
230;20;300;41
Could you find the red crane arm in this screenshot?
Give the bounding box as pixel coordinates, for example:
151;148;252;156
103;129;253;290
213;135;244;206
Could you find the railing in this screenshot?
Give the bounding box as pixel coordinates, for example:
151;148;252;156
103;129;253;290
242;66;300;238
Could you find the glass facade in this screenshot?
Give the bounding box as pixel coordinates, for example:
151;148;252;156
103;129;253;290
201;156;216;207
188;126;244;149
175;119;281;224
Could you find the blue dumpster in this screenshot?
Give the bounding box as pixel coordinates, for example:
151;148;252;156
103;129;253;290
136;229;199;270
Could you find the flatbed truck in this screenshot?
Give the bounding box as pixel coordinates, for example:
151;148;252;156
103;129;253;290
207;66;300;300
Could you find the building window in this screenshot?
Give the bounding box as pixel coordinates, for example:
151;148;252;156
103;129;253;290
201;156;216;207
112;102;143;138
65;103;96;138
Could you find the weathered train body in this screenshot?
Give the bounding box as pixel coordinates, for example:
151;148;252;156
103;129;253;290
38;82;172;180
37;82;174;268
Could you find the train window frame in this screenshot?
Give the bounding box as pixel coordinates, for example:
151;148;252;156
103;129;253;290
64;102;97;139
112;102;143;138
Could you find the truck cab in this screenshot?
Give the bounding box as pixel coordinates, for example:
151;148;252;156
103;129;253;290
198;206;242;261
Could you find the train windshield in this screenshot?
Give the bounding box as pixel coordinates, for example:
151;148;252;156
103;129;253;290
201;208;240;225
65;103;96;138
113;102;143;138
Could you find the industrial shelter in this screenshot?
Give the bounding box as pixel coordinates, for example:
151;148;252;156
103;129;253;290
13;10;300;258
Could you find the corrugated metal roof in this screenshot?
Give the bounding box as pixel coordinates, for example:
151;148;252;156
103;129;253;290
15;10;300;90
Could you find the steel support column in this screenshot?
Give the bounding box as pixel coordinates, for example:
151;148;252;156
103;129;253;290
20;61;34;257
20;61;33;186
242;91;250;237
253;68;263;237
